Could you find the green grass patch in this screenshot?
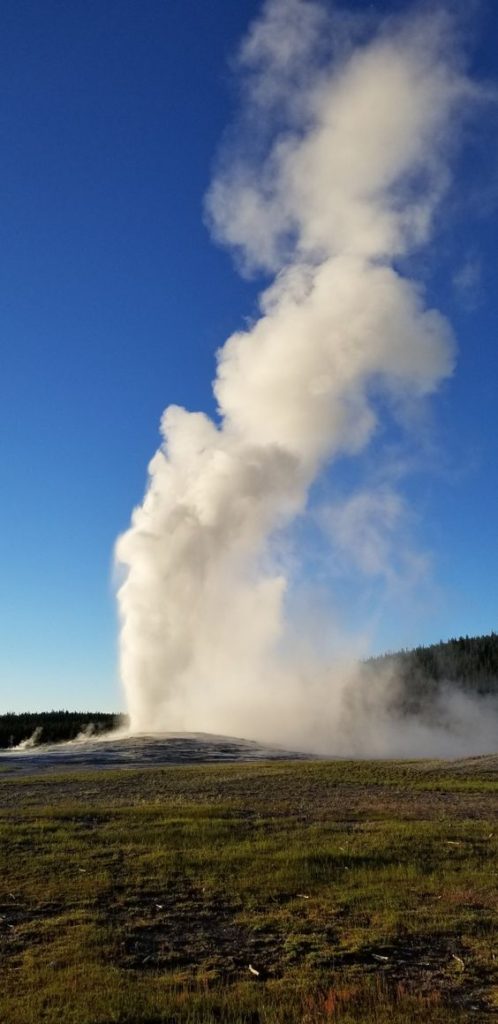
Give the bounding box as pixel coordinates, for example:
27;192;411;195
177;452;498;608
0;758;496;1022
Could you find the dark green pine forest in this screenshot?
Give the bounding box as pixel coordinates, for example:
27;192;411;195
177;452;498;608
0;710;123;750
1;632;498;749
366;631;498;715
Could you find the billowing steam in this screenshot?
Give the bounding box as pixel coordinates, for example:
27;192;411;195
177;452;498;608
116;1;495;756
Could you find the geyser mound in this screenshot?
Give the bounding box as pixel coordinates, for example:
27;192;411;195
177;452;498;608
0;732;318;775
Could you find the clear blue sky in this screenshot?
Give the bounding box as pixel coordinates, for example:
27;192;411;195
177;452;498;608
1;0;498;713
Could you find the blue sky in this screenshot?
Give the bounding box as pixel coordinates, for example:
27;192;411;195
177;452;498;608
1;0;498;713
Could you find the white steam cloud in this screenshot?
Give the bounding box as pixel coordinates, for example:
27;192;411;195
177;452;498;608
115;1;495;756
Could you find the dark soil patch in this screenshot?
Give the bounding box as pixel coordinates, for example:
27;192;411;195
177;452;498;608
112;884;496;1013
331;935;495;1013
115;881;285;979
0;899;68;964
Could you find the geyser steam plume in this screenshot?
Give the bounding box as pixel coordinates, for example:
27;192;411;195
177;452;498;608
116;1;490;755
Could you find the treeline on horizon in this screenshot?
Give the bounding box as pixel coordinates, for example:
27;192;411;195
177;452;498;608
0;710;126;750
365;630;498;715
1;632;498;748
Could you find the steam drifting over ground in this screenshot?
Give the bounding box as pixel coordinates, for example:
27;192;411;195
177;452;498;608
116;0;497;757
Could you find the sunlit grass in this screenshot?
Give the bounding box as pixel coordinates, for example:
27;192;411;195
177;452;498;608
0;759;497;1022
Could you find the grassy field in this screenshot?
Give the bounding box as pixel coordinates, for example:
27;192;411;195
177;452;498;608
0;758;497;1023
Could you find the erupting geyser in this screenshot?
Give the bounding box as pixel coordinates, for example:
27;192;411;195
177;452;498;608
115;1;496;757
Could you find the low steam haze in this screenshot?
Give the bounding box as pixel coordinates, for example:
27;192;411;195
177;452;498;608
115;0;497;757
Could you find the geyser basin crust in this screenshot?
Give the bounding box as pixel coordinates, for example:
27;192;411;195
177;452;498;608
0;731;318;775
